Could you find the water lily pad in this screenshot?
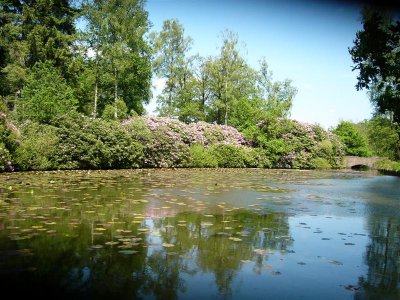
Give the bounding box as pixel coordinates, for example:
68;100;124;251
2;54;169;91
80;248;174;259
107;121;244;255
105;241;119;245
271;271;281;275
119;250;138;255
228;237;242;242
254;249;268;255
201;222;213;226
328;259;343;265
162;243;175;248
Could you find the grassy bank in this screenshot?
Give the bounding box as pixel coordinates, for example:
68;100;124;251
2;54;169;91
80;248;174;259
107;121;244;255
375;158;400;176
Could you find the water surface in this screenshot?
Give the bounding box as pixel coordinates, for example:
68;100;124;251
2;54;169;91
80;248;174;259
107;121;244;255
0;169;399;299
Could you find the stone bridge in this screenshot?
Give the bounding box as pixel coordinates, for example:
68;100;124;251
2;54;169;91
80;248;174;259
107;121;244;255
344;156;381;169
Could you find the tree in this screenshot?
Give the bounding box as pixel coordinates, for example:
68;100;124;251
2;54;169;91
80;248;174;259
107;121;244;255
349;9;400;123
1;1;29;109
78;0;152;116
365;117;400;159
151;19;200;122
332;121;372;157
208;31;250;126
20;61;77;124
256;58;297;119
0;0;78;111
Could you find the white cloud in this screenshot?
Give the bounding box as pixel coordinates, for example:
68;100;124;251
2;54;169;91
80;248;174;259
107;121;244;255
145;77;167;115
152;77;166;95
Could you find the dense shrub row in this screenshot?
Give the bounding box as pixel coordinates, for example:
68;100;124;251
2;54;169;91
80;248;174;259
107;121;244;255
0;114;345;172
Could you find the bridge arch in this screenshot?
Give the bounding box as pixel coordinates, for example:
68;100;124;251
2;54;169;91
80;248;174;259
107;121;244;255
344;156;380;169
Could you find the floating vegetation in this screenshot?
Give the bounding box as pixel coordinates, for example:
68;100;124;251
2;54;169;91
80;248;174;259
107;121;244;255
91;244;104;249
118;250;138;255
0;168;393;299
228;237;242;242
328;260;343;266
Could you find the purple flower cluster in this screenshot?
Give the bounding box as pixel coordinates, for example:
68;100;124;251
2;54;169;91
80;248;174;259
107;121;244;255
122;116;251;168
124;116;249;147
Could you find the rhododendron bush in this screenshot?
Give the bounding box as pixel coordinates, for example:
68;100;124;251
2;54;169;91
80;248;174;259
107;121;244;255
1;114;344;172
123;116;251;168
253;118;344;169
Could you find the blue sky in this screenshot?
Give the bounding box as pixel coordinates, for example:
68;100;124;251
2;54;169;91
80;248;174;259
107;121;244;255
144;0;374;129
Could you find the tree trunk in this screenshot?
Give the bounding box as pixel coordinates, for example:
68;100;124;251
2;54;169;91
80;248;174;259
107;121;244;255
224;80;228;126
114;67;118;103
93;81;98;118
93;48;99;118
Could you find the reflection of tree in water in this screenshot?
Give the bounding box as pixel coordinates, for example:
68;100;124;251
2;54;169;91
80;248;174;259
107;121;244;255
143;250;187;300
356;178;400;300
149;210;291;298
356;217;400;300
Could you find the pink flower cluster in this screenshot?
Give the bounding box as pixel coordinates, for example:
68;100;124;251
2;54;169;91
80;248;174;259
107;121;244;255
124;116;249;147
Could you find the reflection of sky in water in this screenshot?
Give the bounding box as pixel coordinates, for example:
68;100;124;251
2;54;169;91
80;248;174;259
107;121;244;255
178;215;369;300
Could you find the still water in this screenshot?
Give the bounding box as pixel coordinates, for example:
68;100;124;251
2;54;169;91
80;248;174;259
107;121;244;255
0;169;399;299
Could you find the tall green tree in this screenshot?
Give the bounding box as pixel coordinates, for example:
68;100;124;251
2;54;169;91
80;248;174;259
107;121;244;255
207;30;251;126
0;0;78;112
256;58;297;119
78;0;152;117
1;1;28;109
151;19;200;122
349;9;400;123
362;117;400;159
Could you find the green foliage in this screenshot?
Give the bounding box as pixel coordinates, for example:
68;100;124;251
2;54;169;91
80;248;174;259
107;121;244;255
151;19;199;122
125;121;190;168
256;58;297;120
102;99;129;121
0;0;77;103
151;26;296;128
242;147;272;168
20;61;77;124
208;144;249;168
332;121;372;157
82;0;152;115
0;143;11;172
349;9;400;123
365;117;400;160
187;144;218;168
253;119;344;169
13;121;59;171
310;158;332;170
375;158;400;173
0;111;18;171
52;114;143;170
123;116;251;168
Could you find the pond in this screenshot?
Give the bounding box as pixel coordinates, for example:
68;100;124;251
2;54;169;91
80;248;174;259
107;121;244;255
0;169;399;299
